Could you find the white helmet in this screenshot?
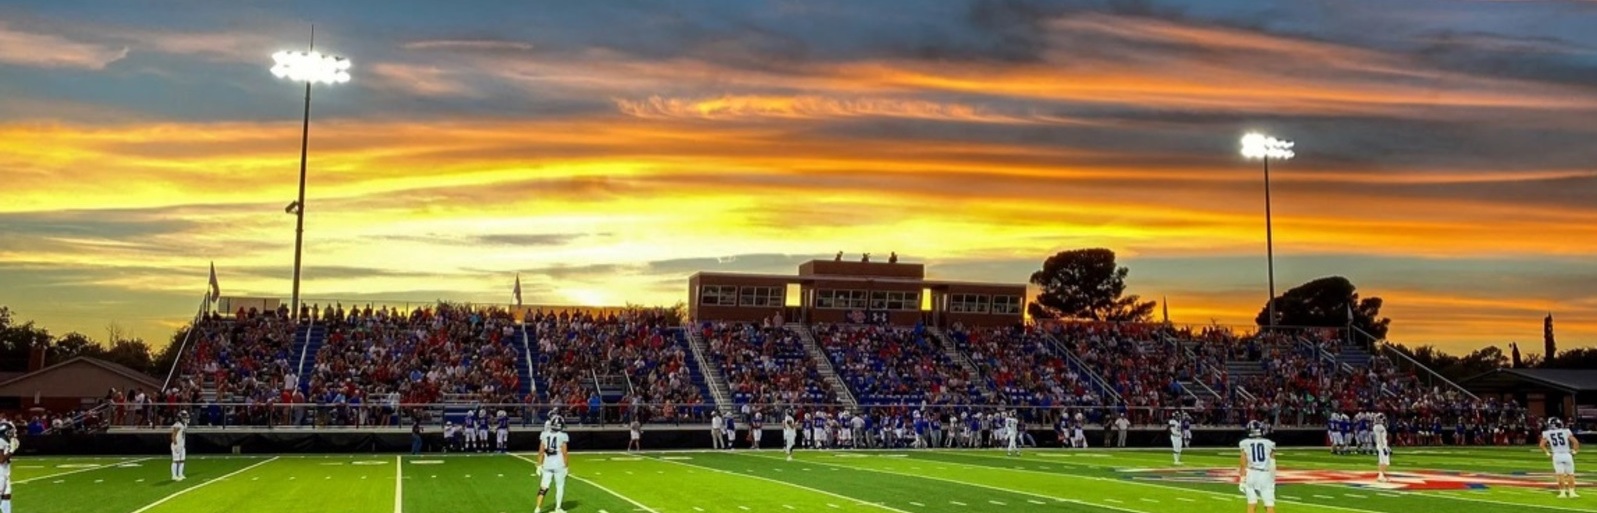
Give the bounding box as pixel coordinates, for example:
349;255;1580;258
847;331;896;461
497;410;507;419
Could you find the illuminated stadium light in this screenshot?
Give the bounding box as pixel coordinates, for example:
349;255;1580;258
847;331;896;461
270;50;352;84
270;28;351;321
1240;132;1295;160
1240;132;1295;328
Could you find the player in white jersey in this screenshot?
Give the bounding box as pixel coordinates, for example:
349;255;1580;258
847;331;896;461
1539;418;1581;498
536;416;570;513
1168;415;1185;465
710;411;724;450
1238;421;1277;513
629;420;642;452
782;413;798;460
171;410;189;481
1;421;16;513
1372;413;1391;483
464;410;478;451
1004;411;1021;456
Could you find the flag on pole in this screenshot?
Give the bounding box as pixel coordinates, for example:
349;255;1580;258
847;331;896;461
208;261;221;303
513;273;523;306
1161;296;1169;324
1346;302;1354;324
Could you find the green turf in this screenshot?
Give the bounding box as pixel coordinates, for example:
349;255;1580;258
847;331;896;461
12;447;1593;513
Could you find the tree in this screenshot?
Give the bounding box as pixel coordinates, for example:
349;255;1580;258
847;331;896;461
49;332;105;364
0;306;52;372
1255;276;1390;338
1542;347;1597;369
103;339;154;374
1028;248;1155;322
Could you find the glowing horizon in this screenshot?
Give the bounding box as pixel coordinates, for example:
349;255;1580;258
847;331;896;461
1;2;1594;354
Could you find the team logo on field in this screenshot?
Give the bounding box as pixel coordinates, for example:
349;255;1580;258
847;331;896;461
1120;468;1580;491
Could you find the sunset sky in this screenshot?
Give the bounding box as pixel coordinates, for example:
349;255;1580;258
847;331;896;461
2;0;1595;354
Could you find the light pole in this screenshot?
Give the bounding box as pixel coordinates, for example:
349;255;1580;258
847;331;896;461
1240;132;1295;329
271;38;351;320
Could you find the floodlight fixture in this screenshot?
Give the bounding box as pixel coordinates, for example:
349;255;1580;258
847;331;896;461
271;50;352;84
1241;132;1295;160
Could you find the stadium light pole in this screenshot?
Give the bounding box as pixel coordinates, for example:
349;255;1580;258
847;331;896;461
1240;132;1295;329
271;34;351;321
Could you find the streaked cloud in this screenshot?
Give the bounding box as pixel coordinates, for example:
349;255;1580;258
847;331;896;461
0;21;128;69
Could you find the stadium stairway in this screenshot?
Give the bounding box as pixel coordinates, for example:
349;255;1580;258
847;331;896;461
515;323;535;398
1038;331;1125;405
672;327;718;411
291;322;326;394
1170;337;1223;403
789;323;859;410
926;326;999;403
682;325;732;411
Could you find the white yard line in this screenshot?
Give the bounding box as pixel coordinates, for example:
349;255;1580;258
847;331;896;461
509;453;661;513
739;453;1154;513
130;457;279;513
1415;492;1593;512
905;451;1392;513
393;455;403;513
649;455;913;513
14;457;156;484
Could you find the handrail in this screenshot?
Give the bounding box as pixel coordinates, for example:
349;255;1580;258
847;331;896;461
519;322;536;397
1039;330;1124;404
1365;327;1479;401
294;315;317;386
160;295;209;393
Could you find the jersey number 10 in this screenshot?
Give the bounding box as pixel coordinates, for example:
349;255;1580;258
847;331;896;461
1251;444;1268;463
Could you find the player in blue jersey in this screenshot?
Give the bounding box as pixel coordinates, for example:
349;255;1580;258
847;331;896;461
476;408;491;453
1326;415;1339;454
496;410;511;453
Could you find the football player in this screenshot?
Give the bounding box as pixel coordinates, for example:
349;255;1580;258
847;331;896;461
1373;413;1391;483
476;408;491;453
1168;413;1184;465
535;416;570;513
1;421;16;513
496;410;511;453
1004;411;1021;456
464;410;478;451
1238;421;1277;513
1539;418;1581;498
783;411;797;461
171;410;189;481
750;411;764;450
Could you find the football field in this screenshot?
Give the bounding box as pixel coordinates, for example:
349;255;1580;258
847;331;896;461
15;447;1591;513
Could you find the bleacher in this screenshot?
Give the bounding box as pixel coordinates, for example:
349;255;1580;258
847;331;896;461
813;324;984;406
701;322;835;408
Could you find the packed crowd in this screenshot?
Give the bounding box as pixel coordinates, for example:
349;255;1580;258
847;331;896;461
299;303;524;426
528;310;709;423
946;324;1104;422
702;322;836;408
814;324;983;406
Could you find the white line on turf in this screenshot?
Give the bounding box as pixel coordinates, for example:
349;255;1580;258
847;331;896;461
1176;498;1195;503
1026;499;1045;505
922;451;1387;513
394;455;403;513
949;501;967;506
130;457;279;513
909;502;924;507
988;500;1006;505
1416;492;1591;512
14;457;156;484
784;505;796;510
647;455;912;513
508;454;661;513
